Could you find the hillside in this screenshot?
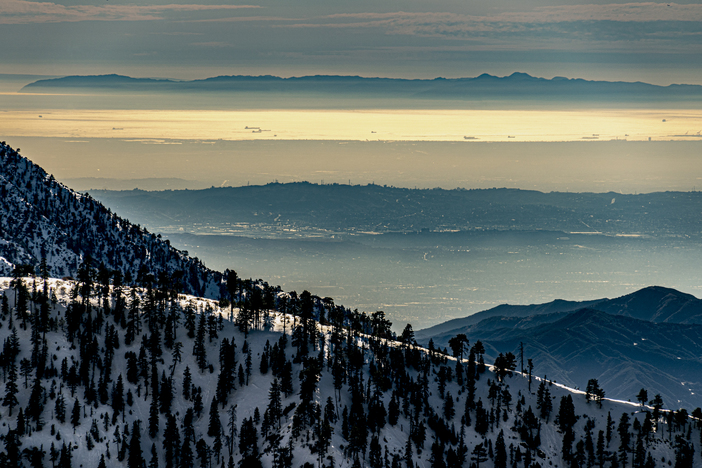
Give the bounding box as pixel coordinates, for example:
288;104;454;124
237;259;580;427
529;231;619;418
417;286;702;341
419;287;702;410
88;183;702;239
0;276;695;468
0;142;223;299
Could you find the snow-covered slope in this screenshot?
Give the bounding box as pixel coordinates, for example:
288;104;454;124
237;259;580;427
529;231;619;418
0;277;696;468
0;142;223;299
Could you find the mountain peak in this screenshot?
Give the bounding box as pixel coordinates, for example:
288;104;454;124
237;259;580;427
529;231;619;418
596;285;702;323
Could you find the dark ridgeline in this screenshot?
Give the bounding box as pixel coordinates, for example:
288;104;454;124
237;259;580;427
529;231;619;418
22;73;702;103
89;181;702;238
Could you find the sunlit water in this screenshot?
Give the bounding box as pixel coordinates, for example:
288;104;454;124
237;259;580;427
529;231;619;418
3;108;702;142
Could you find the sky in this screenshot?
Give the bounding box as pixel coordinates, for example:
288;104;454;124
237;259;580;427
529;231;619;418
3;0;702;84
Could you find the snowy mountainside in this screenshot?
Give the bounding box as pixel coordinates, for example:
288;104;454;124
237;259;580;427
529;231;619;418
0;276;697;468
0;142;222;299
419;287;702;410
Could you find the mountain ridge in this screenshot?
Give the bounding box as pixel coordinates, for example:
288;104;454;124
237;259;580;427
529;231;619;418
417;285;702;342
88;183;702;238
0;141;225;299
22;73;702;101
419;287;702;409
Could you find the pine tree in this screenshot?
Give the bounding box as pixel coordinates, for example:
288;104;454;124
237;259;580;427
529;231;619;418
59;442;72;468
618;413;631;467
163;413;181;468
193;388;204;417
637;389;648;407
182;366;192;400
128;420;144;468
226;404;238;457
113;374;125;419
239;417;262;467
3;360;19;416
597;430;606;468
149;443;159;468
160;373;173;414
651;394;664;422
71;399;81;433
267;379;282;429
471;444;488;468
281;361;294;397
208;397;221;437
196;438;209;468
540;384;553;421
556;395;577;433
55;393;67;424
430;440;446;468
16;408;25;436
125;290;140;345
444;392;455;421
27;375;45;428
149;395;160;438
388;392;400;426
494;430;507;468
404;436;414;468
193;313;207;370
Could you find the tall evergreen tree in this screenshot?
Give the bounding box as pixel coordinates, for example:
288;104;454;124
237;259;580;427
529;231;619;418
239;417;262;467
193;313;208;370
128;420;144;468
494;430;507;468
71;399;81;433
26;375;45;429
3;360;19;416
208;397;221;437
149;396;160;439
163;413;181;468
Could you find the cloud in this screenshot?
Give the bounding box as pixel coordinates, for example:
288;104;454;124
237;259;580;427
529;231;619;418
309;3;702;26
191;41;237;48
0;0;261;24
277;3;702;50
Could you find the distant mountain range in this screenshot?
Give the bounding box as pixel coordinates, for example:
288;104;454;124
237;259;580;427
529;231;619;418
22;72;702;102
417;286;702;410
88;183;702;239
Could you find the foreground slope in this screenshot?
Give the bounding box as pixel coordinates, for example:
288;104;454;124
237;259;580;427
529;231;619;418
0;277;697;468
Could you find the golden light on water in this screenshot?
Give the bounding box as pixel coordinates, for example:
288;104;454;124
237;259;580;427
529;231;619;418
3;108;702;142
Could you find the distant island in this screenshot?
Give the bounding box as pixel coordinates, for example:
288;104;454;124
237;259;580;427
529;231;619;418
22;72;702;103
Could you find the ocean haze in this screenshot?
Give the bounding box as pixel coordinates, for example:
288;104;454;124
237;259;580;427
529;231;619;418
12;138;702;194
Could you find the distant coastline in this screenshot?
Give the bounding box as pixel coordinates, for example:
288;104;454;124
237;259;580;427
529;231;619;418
21;72;702;103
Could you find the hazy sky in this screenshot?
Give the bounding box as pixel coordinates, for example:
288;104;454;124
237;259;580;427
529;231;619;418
3;0;702;84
